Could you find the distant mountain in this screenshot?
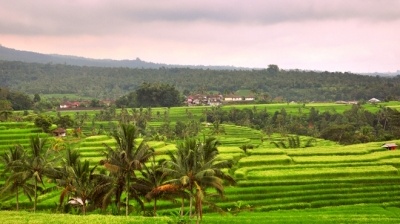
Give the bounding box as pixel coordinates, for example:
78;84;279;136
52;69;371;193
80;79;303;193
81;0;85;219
0;45;243;70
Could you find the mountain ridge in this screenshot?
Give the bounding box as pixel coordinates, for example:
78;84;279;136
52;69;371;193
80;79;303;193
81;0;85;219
0;45;245;70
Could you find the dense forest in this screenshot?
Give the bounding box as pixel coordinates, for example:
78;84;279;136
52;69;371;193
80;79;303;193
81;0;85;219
1;60;400;101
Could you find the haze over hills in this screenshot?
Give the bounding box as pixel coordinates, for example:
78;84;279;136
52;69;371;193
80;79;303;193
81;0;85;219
2;44;400;102
0;45;243;70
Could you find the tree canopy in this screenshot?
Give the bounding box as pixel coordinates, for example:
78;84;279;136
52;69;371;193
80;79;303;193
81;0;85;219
2;60;400;102
0;87;33;110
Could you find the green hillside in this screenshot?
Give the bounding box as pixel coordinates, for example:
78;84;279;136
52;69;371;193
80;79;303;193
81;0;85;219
2;60;400;101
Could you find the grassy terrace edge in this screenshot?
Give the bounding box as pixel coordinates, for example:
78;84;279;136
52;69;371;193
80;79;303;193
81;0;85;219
1;204;400;224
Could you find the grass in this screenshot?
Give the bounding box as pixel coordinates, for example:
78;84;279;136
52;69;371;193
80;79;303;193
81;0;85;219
292;151;400;164
237;154;293;167
236;176;400;187
0;211;173;224
246;165;399;180
2;205;399;224
211;205;400;223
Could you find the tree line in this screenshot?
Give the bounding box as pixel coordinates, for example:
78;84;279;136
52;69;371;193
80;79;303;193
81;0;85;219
3;89;400;146
4;93;400;146
202;104;400;145
0;82;183;114
2;60;400;101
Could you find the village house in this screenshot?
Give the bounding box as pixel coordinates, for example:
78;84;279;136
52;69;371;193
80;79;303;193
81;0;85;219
59;101;80;109
335;100;358;105
186;93;254;106
244;96;256;101
186;94;207;106
382;142;397;150
207;94;223;106
52;127;66;137
368;98;381;103
101;99;113;106
223;94;243;102
186;94;223;106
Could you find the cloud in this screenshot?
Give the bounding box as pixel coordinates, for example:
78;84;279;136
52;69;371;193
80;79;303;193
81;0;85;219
0;0;399;73
1;0;400;36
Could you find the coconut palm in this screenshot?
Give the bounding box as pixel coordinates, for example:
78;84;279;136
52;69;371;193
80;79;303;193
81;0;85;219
67;160;97;215
57;148;107;215
202;137;235;185
11;135;59;212
270;135;316;148
132;158;165;215
0;144;34;211
161;137;235;223
57;147;81;209
101;123;153;216
134;156;186;216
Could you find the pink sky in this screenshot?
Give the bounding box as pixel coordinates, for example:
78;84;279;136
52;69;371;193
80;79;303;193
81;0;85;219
1;0;400;73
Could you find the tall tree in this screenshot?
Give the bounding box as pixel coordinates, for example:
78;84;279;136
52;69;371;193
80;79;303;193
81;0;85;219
55;115;74;129
132;157;177;215
0;145;34;211
161;137;235;223
7;91;33;110
60;159;97;215
33;94;41;103
136;82;182;107
57;147;80;210
34;115;53;133
101;123;153;216
12;135;59;212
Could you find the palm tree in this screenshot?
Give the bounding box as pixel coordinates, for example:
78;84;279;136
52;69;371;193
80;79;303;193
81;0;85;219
57;148;108;215
134;156;185;215
161;137;235;223
211;120;225;135
270;135;316;148
202;137;235;185
101;123;153;216
0;145;34;211
68;160;97;215
57;147;81;210
12;135;59;212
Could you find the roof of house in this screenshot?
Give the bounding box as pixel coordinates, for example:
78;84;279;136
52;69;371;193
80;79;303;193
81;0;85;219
382;143;397;148
224;94;242;98
52;127;66;134
369;98;380;102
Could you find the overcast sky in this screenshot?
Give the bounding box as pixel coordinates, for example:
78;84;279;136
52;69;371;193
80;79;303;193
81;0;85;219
1;0;400;73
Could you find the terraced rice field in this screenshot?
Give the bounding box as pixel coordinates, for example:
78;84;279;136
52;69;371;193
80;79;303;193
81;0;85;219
0;122;49;153
221;140;400;213
1;122;400;217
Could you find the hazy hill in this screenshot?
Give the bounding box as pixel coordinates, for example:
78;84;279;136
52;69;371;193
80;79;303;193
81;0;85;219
2;45;400;101
0;45;240;70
